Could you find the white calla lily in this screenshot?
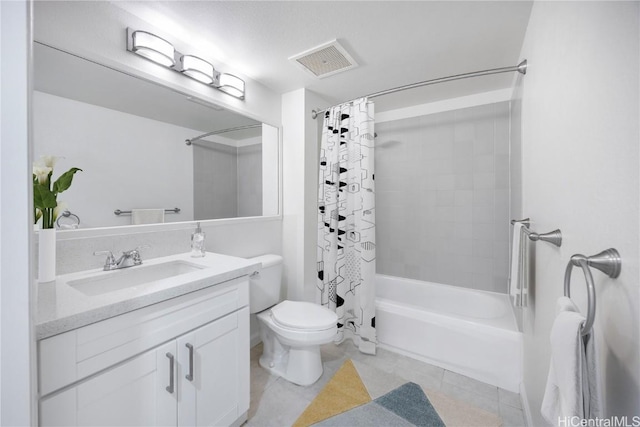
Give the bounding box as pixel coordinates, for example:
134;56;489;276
32;154;81;229
33;164;52;184
40;155;60;169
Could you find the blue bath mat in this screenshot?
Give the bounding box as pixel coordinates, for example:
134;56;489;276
375;382;445;427
313;401;414;426
313;382;445;427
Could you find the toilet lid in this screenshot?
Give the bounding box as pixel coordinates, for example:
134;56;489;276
271;300;338;331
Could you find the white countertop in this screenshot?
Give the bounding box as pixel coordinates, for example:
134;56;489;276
37;252;260;340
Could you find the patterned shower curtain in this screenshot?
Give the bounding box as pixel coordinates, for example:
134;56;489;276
317;97;377;355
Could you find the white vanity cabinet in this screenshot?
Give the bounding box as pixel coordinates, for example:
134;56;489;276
38;276;250;427
41;340;178;426
176;311;248;426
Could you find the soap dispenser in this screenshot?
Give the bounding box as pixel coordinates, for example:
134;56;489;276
190;222;205;257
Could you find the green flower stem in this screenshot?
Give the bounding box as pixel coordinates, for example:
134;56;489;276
43;208;51;229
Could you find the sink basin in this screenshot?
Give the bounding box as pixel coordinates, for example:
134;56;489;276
68;261;205;296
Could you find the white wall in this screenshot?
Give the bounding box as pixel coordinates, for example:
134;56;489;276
0;1;34;424
515;2;639;424
262;123;280;217
281;89;329;303
34;91;194;228
281;90;306;301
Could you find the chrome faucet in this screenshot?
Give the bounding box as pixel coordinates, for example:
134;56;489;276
93;245;149;271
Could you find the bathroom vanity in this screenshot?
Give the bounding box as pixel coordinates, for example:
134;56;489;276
36;252;259;427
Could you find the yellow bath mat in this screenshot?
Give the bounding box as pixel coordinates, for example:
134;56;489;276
292;359;371;427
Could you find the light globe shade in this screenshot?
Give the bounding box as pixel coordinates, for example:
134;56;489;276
132;31;175;67
219;73;245;99
181;55;215;84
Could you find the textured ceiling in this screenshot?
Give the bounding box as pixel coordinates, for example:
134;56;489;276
112;1;533;111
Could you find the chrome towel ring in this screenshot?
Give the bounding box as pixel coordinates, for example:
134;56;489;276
55;210;80;229
563;248;621;336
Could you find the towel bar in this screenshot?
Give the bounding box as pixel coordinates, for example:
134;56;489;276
511;218;562;247
114;207;181;216
564;248;621;336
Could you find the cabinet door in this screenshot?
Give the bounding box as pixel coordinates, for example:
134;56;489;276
177;307;249;426
40;341;177;427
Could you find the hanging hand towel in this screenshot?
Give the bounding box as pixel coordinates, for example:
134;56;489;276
556;296;579;314
131;209;165;225
541;298;603;425
509;222;526;306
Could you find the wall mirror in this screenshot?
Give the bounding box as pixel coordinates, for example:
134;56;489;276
33;42;280;230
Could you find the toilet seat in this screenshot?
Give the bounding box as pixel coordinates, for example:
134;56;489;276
271;300;337;331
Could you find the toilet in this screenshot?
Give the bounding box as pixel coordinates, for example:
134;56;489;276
249;254;338;386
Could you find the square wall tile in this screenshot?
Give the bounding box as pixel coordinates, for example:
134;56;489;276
473;240;494;259
474;155;495;173
454;123;474;142
437;174;456;190
455;174;474;190
454;190;473;207
473;189;495;207
474;173;495;189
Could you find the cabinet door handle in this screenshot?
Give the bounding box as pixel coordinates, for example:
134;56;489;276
165;352;175;394
185;343;194;381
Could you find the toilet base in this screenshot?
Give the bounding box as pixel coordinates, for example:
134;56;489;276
259;344;324;386
256;303;337;387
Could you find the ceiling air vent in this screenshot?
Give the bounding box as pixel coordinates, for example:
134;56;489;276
289;40;358;78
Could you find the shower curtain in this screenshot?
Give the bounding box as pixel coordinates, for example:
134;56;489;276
317;97;377;355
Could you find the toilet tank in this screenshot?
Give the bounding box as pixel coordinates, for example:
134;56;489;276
248;254;283;314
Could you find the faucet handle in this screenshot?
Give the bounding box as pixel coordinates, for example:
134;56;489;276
94;250;117;270
130;245;150;265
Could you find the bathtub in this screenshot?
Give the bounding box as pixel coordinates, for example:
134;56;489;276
375;274;522;392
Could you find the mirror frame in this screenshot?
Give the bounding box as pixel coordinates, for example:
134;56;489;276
33;45;283;241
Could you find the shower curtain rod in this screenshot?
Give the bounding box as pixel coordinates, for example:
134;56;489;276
311;60;527;119
185;124;262;145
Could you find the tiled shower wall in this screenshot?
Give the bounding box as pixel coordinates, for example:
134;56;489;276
194;142;262;220
194;142;239;220
375;102;510;293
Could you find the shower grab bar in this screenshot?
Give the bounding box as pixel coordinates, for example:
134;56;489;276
511;218;562;247
564;248;621;336
114;207;181;216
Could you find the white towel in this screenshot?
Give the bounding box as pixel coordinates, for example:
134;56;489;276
556;296;579;314
509;222;527;306
131;209;165;225
541;298;602;425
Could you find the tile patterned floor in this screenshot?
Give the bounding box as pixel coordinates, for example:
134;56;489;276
247;342;527;426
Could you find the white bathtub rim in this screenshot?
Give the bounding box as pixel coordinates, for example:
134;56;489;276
376;297;521;337
376;273;511;299
375;274;519;331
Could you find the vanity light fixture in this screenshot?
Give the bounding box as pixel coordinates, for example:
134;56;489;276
180;55;219;85
129;30;176;67
126;28;243;99
218;73;245;99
